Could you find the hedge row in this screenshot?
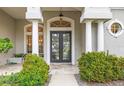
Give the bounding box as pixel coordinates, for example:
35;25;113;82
78;52;124;83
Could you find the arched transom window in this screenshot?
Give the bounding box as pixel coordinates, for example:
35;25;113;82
26;26;43;32
50;19;71;27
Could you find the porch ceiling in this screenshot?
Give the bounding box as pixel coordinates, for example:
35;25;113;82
0;7;83;19
1;7;26;19
42;7;83;11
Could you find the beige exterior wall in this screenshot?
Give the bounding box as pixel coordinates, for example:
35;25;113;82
0;9;16;65
15;19;29;53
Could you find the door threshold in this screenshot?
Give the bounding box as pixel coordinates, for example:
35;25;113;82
50;63;72;65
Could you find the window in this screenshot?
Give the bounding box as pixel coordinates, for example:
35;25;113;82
111;23;122;34
108;20;124;37
27;35;32;53
25;25;44;57
50;20;71;27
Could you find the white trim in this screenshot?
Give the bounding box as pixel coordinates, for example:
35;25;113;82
97;20;104;51
24;24;44;54
107;19;124;37
84;20;93;52
111;7;124;10
50;27;72;31
47;17;75;65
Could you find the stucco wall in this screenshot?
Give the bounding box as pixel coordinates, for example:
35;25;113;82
81;23;85;53
42;11;83;62
0;9;16;65
104;9;124;56
92;23;97;51
15;19;29;53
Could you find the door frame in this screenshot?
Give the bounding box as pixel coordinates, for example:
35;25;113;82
50;31;72;63
46;16;75;65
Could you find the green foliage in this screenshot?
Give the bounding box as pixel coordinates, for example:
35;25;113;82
0;54;49;86
0;73;20;86
78;52;124;83
17;54;49;85
0;38;13;53
14;53;25;57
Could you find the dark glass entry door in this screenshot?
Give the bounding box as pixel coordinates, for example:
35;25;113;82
50;31;71;62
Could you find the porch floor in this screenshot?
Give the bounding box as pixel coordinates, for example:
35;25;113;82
49;64;79;86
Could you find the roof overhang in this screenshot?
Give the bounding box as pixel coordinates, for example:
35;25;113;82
0;7;83;19
80;7;113;23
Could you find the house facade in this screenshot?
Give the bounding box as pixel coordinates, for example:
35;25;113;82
0;7;124;65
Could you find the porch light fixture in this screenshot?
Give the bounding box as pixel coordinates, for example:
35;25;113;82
59;7;64;21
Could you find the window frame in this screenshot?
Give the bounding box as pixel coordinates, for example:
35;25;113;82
24;24;44;57
108;20;124;37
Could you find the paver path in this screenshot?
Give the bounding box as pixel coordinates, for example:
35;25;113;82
49;64;79;86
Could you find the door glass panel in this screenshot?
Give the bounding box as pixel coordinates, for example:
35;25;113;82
26;35;32;53
39;34;44;57
51;31;71;62
51;33;60;61
63;33;71;61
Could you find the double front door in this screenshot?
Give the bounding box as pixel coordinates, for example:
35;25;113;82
50;31;71;62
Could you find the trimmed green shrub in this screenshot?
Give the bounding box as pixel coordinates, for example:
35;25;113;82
78;52;124;83
17;54;49;85
0;54;49;86
0;38;13;53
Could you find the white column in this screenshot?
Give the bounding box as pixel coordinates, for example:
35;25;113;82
97;20;104;51
85;20;92;52
32;20;39;55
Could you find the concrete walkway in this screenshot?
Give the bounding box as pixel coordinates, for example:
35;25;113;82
0;63;79;86
0;64;22;75
49;64;79;86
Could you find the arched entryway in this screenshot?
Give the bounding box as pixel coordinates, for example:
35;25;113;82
47;17;75;65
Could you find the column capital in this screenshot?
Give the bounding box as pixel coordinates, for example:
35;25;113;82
28;19;41;23
97;20;105;23
83;20;94;23
26;7;43;23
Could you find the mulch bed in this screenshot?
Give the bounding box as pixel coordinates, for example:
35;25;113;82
45;74;52;86
74;74;124;86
